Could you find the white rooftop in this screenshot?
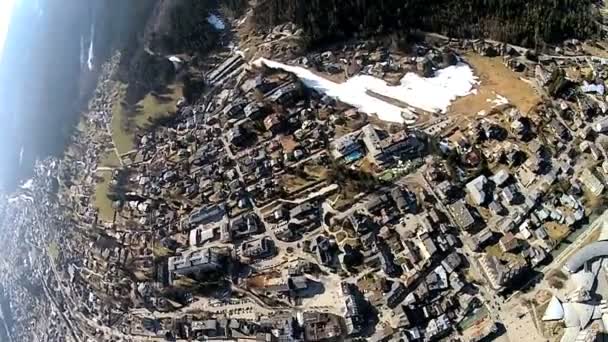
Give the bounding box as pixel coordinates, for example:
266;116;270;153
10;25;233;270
542;296;564;321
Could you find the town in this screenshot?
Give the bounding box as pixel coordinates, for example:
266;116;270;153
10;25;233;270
4;15;608;342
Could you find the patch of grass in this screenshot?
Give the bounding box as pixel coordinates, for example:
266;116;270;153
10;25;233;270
111;83;183;154
282;174;312;194
48;242;60;261
485;244;504;258
134;85;183;127
99;150;121;168
282;163;328;194
545;222;571;242
335;231;347;243
153;244;172;258
94;171;115;223
329;183;362;210
485;244;526;265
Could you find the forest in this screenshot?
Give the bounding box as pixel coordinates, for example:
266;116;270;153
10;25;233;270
111;0;601;106
251;0;600;47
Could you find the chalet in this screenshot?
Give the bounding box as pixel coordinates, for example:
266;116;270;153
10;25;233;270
264;113;284;134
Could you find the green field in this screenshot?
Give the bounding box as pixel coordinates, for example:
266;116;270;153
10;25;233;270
111;83;183;154
99;150;121;168
48;241;60;261
94;171;115;223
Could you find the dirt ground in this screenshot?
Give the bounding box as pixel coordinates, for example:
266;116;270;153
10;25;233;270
545;222;571;242
448;54;541;119
582;41;608;59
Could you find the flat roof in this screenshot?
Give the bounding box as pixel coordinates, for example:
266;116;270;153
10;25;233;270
563;240;608;273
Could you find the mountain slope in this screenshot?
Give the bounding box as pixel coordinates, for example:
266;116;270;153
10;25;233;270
251;0;599;47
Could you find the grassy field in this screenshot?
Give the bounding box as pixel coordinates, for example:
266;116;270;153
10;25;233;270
485;244;526;265
545;222;571;242
99;150;121;168
448;54;541;117
111;83;183;154
48;241;60;261
94;171;115;223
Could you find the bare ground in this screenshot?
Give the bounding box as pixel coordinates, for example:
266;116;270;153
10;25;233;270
448;54;541;120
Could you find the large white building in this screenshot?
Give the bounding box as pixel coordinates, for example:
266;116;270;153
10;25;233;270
466;175;487;205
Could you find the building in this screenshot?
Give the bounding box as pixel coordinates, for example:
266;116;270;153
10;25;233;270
426;314;451;340
418;233;438;260
479;254;526;291
579;168;604;196
264;113;284;133
266;82;299;105
491;169;510;186
223;101;246;119
341;283;365;335
594;117;608;133
441;252;462;274
289;202;316;220
302;312;343;341
241;237;275;259
449;200;475;230
227;125;246;146
229;213;260;240
386;281;407;308
188;204;226;227
499;232;519;252
189;226;217;246
361;124;424;165
391;187;414;213
535;64;551;87
466;175;487;205
244;102;264;120
167;248;224;285
331;133;363;161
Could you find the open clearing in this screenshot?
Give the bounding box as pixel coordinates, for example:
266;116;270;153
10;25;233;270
94;171;115;223
448;54;541;117
99;150;121;168
111;83;183;154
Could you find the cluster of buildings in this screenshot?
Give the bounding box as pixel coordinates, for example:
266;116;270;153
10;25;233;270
7;15;608;342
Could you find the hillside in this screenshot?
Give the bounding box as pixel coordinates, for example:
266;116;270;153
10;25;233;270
250;0;599;47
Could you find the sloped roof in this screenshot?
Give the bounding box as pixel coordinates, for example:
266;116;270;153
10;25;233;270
571;270;595;293
542;296;564;321
560;326;580;342
563;303;580;328
572;302;595;329
599;219;608;242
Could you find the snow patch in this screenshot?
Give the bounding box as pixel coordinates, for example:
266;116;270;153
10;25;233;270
20;179;33;190
254;58;478;123
487;93;509;107
87;22;95;71
168;56;182;64
207;14;225;30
